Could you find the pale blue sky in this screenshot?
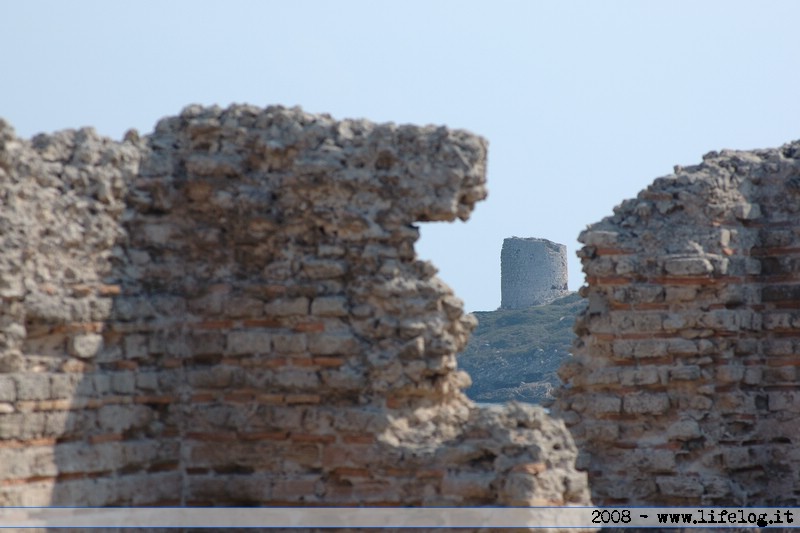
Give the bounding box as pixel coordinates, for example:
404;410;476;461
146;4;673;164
3;1;799;311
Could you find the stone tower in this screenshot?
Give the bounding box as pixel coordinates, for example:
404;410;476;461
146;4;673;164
500;237;569;309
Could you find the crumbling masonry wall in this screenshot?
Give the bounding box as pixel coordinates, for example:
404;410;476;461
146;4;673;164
555;141;800;506
0;105;590;508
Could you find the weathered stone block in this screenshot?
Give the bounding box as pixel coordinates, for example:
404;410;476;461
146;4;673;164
769;391;800;412
697;310;742;331
632;340;668;358
763;366;797;384
69;333;103;359
96;404;151;434
0;447;31;480
13;374;51;401
582;256;615;277
264;297;309;317
656;475;704;497
49;374;79;399
611;339;635;358
227;330;272;355
715;365;744;384
302;260;347;279
135;372;159;391
310;296;348;317
587;394;622;415
618;366;659;386
733;202;761;220
580;230;619;246
662;313;690;331
273;367;320;389
0;412;45;440
633;312;663;331
583;420;619;442
623;393;670;415
90;374;111;396
120;471;183;505
614;257;638;275
663;285;698;302
123;334;148;359
187;367;235;389
272;333;308;354
586;367;619;385
113;297;156;321
722;447;755;469
187;285;230;315
669;365;701;381
667;419;701;441
441;472;491;501
0;376;16;402
664;257;713;276
701;476;732;500
602;477;657;501
0;482;51;506
743;366;762;385
308;333;358;356
666;338;698;355
714;392;748;413
224;296;264;318
763;313;794;331
56;441;125;474
187;332;225;356
111;372;136;394
632;448;676;472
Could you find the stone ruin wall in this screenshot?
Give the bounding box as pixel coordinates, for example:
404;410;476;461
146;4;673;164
500;237;569;309
555;141;800;506
0;105;591;510
12;101;800;515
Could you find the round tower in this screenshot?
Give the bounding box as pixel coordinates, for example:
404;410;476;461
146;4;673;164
500;237;568;309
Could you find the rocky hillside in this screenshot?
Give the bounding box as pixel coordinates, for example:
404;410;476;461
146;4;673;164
459;293;584;404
